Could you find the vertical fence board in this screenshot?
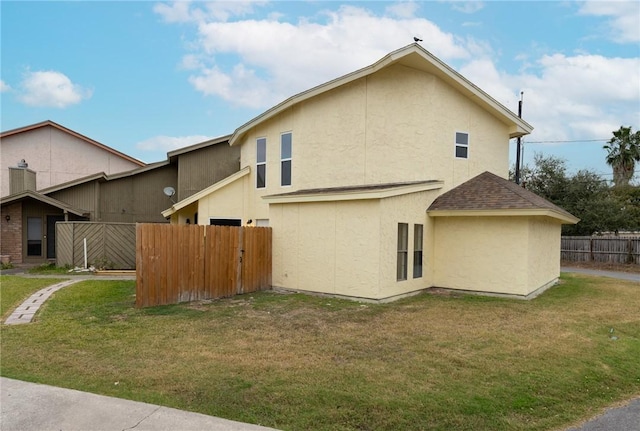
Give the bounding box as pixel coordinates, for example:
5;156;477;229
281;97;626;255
136;224;271;307
562;236;639;265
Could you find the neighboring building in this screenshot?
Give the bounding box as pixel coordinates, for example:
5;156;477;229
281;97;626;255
163;43;578;300
1;120;145;197
1;135;239;264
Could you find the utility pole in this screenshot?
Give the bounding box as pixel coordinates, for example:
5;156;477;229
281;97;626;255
514;91;524;185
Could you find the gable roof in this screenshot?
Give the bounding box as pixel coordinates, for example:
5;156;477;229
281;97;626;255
162;166;251;218
37;160;172;195
1;190;88;217
427;171;579;224
230;43;533;146
1;120;145;167
167;135;232;162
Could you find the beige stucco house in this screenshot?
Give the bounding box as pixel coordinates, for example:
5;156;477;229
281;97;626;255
163;43;578;300
1;120;145;198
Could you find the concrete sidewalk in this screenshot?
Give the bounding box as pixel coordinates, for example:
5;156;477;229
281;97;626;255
0;377;279;431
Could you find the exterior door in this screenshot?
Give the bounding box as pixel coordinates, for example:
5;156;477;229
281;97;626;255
46;215;65;259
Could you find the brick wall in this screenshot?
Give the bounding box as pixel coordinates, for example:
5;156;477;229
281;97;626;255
1;202;23;263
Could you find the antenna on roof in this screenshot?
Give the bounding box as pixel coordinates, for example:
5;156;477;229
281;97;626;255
514;92;524;186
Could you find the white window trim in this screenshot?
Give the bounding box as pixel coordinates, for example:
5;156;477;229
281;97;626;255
454;131;469;159
281;131;292;187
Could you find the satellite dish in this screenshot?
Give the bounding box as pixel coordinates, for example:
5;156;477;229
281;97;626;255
163;186;175;197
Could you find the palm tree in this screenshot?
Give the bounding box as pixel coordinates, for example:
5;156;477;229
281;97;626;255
603;126;640;187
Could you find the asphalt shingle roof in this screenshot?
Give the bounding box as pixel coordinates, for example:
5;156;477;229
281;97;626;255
428;171;576;220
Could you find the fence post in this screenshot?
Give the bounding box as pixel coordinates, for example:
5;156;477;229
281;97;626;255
236;227;244;295
589;237;594;262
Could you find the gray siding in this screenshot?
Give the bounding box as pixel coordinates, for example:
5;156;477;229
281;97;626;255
48;182;97;217
100;164;177;223
177;143;240;200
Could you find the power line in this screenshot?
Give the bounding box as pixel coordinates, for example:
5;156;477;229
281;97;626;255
524;139;609;144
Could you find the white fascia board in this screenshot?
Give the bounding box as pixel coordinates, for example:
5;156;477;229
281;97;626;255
427;208;580;224
162;167;250;217
263;181;443;204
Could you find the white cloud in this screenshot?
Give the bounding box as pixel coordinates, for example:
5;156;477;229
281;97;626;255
0;80;11;92
385;1;419;19
18;70;92;108
449;1;485;14
162;3;475;108
154;1;266;23
136;135;214;152
578;1;640;43
460;54;640;143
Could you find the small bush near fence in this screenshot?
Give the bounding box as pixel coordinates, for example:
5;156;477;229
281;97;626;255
561;236;639;264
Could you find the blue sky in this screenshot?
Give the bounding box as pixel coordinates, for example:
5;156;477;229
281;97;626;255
2;1;639;182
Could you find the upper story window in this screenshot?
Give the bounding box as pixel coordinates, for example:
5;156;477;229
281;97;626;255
256;138;266;188
455;132;469;159
281;132;292;187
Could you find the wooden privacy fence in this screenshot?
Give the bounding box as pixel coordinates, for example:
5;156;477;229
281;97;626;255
56;222;136;269
136;224;272;307
561;236;640;264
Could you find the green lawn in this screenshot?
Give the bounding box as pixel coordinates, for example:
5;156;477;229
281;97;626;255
0;275;65;318
1;274;639;431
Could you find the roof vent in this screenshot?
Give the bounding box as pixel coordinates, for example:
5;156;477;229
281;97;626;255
17;159;28;168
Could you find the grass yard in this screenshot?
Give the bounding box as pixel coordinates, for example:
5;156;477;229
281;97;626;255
1;274;639;431
0;276;65;318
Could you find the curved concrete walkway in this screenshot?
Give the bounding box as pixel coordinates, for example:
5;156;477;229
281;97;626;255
4;279;81;325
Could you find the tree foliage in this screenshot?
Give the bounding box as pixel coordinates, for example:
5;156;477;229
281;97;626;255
603;126;640;188
514;153;640;235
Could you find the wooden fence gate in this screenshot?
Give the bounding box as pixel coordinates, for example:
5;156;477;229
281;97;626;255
57;222;136;269
136;224;272;307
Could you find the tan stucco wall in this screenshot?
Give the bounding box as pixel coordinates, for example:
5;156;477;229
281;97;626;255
432;216;562;296
196;175;249;224
432;216;530;295
1;126;141;197
237;63;511;209
527;216;562;292
270;199;382;298
270;190;438;300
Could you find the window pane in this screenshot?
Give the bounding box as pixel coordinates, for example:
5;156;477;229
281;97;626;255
281;160;292;186
281;133;292;159
413;224;423;278
397;223;408;250
397;223;408;281
27;217;42;256
455;145;468;158
455;132;468;145
257;164;266;188
257;138;266;163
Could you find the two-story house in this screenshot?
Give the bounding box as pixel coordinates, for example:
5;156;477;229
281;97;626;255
162;43;578;300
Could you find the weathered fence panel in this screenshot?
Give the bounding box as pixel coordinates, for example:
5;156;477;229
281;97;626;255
136;224;272;307
56;222;136;269
561;236;640;264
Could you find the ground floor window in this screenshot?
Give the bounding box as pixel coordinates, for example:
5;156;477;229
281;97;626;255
397;223;408;281
27;216;42;256
413;224;423;278
209;218;241;226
